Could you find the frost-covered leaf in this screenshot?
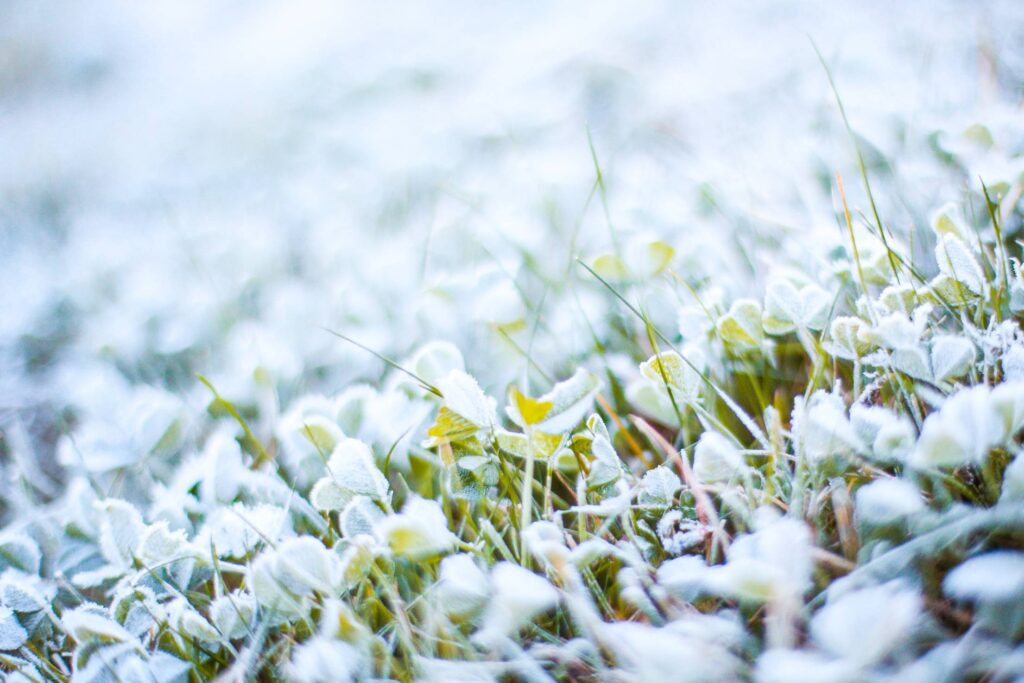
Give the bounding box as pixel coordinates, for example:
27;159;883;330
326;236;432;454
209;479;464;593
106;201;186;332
945;551;1024;639
850;405;914;463
375;497;455;560
310;438;390;512
944;551;1024;603
436;553;489;617
638;465;681;507
824;316;869;360
912;384;1012;468
96;499;145;569
931;335;975;383
0;572;54;613
640;349;704;403
0;535;41;575
931;202;972;243
935;233;985;295
793;391;861;462
507;369;600;434
338;496;384;539
0;606;27;650
693;431;747;483
286;637;364;683
62;605;136;644
474;562;558;646
717;299;763;350
407;340;465;387
436;370;497;430
855;478;924;526
763;280;831;334
707;514;812;603
210;591;256;640
136;521;192;566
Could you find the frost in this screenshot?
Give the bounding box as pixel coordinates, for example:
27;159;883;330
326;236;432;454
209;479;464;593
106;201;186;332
811;581;921;665
944;552;1024;603
474;562;558;646
601;621;741;682
762;279;831;335
912;383;1023;468
657;511;709;555
944;551;1024;638
824;316;869;360
506;369;600;434
717;299;764;350
708;514;812;603
850;405;914;462
436;370;497;430
437;553;489;617
935;233;985;295
639;348;705;404
793;391;861;462
407;341;465;387
62;605;137;644
931;335;976;383
96;499;146;570
693;431;748;483
638;465;682;506
210;591;256;640
310;438;390;512
375;497;455;560
855;478;925;526
286;638;364;683
0;606;27;651
0;534;41;575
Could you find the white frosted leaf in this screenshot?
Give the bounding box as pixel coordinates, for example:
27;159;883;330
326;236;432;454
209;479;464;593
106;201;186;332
136;521;192;567
944;552;1024;603
824;316;868;360
338;496;384;539
763;280;831;334
375;497;455;560
310;478;352;512
436;553;489;617
717;299;764;350
96;499;145;569
286;636;363;683
935;233;984;295
436;370;497;430
475;562;558;645
148;652;193;683
408;341;465;386
639;349;704;402
638;465;682;507
693;431;747;483
931;202;971;242
325;438;390;502
854;478;924;526
0;534;41;574
890;346;932;382
796;391;861;461
931;335;975;383
0;574;52;613
532;368;601;434
210;591;255;640
62;606;135;644
0;606;27;650
274;537;340;596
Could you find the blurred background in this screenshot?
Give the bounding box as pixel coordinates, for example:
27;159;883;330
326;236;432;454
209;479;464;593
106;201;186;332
2;0;1023;499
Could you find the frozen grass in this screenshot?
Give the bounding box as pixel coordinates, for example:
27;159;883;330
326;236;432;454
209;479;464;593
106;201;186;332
3;3;1024;682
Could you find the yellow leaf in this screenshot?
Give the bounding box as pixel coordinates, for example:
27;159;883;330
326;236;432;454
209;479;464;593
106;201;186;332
509;385;553;426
